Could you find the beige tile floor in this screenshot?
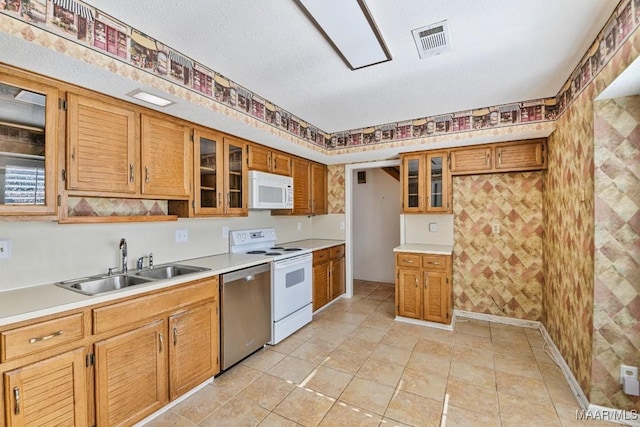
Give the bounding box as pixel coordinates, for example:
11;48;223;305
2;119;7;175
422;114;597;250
146;280;614;427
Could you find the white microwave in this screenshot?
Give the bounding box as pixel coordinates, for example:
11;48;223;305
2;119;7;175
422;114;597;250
248;171;293;209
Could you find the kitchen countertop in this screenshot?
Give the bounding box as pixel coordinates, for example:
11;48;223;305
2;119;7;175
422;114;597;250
0;238;345;327
393;243;453;255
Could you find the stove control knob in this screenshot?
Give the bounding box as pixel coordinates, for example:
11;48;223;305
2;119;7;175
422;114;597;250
240;232;247;241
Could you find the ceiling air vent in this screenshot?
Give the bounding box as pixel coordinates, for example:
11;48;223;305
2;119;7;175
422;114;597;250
412;20;451;59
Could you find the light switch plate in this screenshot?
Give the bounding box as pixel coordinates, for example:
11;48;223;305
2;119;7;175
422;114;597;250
0;239;11;259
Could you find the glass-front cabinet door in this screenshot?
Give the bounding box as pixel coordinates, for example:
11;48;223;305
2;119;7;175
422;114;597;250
426;151;449;213
194;128;224;215
0;71;58;216
402;154;424;213
223;136;247;215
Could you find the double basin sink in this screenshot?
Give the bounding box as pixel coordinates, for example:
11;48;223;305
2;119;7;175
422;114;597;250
56;264;210;296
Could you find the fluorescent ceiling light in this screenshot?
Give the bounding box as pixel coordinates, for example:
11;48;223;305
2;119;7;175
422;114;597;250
127;89;174;107
15;90;46;106
296;0;391;70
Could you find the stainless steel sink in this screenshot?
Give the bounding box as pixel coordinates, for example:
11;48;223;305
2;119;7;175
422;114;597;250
56;264;210;296
57;274;154;296
134;264;209;280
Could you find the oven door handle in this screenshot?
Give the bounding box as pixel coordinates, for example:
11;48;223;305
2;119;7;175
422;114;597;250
273;254;312;270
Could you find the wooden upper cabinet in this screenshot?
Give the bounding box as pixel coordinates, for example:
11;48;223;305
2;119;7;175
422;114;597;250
425;151;449;213
247;144;291;176
223;136;248;215
291;157;311;215
495;139;546;171
94;319;167;427
4;347;87;427
141;114;191;198
193;128;225;216
311;163;327;215
67;93;138;194
449;139;547;175
449;146;492;175
0;70;59;216
401;154;425;213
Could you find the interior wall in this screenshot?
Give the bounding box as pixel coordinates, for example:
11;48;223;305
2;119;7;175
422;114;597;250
352;168;400;283
0;211;312;291
543;25;640;402
592;95;640;411
402;214;454;246
452;172;543;320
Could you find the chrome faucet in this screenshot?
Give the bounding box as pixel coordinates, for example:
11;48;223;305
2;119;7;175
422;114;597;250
119;238;128;273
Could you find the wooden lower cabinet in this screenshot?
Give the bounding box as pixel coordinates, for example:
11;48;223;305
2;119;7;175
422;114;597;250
94;320;167;427
313;244;345;311
169;302;218;400
3;347;87;427
395;252;452;324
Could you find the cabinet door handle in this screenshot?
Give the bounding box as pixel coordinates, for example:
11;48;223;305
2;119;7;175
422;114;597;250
173;327;178;346
498;151;502;165
159;333;164;352
145;166;150;183
424;276;429;289
129;164;135;182
426;261;440;265
13;387;20;415
29;330;63;343
486;152;490;165
403;259;414;263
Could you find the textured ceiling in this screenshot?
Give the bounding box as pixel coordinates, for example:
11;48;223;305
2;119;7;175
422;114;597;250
82;0;618;133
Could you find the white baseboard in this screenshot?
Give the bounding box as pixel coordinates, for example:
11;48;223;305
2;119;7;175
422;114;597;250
395;315;455;331
454;310;639;426
135;377;213;426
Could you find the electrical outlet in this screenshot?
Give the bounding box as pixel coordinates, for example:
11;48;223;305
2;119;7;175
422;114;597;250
429;222;438;232
297;222;302;231
175;229;188;243
0;239;11;260
222;226;229;239
492;223;500;234
620;365;638;384
339;221;345;230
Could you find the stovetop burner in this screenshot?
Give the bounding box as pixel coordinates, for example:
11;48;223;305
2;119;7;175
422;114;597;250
247;250;267;254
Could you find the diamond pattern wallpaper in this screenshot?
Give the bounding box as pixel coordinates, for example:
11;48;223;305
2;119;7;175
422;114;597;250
328;164;345;214
543;25;640;406
452;173;544;321
592;95;640;411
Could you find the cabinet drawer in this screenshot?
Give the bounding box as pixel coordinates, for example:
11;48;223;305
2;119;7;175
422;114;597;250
1;312;85;362
422;254;448;270
314;248;330;265
396;253;421;267
329;244;345;259
93;278;217;334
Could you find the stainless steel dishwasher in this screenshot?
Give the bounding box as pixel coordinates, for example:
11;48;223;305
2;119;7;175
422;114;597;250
220;262;271;370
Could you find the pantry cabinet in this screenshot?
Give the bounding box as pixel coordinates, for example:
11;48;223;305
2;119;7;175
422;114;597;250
3;347;87;427
401;151;450;214
0;68;60;217
312;244;345;311
247;144;291;176
94;320;167;427
395;252;452;324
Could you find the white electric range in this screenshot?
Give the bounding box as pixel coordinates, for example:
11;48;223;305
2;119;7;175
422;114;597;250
229;228;313;344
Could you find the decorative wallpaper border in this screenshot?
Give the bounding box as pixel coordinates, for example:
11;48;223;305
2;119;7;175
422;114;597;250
0;0;637;152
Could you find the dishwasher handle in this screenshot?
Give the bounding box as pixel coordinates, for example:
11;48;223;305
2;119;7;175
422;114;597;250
222;263;270;283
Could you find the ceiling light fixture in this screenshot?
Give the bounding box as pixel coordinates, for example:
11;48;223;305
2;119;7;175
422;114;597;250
127;89;174;107
295;0;391;70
